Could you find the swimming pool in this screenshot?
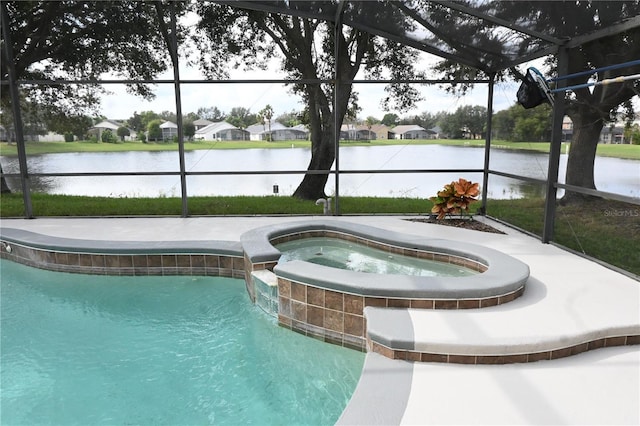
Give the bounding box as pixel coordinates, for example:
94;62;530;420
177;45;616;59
0;260;364;425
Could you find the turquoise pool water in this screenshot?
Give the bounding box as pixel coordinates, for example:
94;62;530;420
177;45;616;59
277;237;478;277
0;260;364;425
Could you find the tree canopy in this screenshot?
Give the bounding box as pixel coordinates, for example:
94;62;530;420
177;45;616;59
226;107;257;130
196;106;226;122
258;104;275;140
194;2;425;199
438;105;488;139
0;1;185;124
432;1;640;199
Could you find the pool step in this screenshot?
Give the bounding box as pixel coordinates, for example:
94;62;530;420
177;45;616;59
364;306;640;364
252;270;279;318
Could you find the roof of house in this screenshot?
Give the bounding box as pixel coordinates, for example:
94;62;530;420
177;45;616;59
341;124;373;132
193;119;214;126
159;121;178;129
93;120;124;130
390;125;427;134
195;121;239;134
246;122;306;135
370;124;391;133
269;122;289;131
245;123;266;134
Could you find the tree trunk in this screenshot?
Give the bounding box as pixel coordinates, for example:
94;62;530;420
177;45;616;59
291;25;357;201
292;80;353;200
292;81;337;200
293;131;335;200
0;164;11;193
563;109;603;203
291;39;365;200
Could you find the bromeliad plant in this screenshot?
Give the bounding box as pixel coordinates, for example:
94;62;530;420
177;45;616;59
429;178;480;220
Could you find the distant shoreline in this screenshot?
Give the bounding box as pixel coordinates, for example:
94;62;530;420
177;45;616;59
1;139;638;160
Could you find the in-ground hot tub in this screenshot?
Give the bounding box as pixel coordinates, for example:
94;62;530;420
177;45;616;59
276;237;481;277
241;220;530;350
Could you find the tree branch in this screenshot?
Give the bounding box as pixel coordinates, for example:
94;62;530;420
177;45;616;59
153;2;177;68
255;14;293;62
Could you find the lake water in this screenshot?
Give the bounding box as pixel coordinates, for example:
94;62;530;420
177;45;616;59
1;145;638;199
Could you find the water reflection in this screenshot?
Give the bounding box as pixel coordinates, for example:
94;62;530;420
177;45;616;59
1;145;637;199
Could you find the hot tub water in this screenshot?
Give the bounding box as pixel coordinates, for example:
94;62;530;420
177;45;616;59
277;237;478;277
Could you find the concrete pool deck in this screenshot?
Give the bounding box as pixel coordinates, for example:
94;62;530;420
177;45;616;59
1;215;638;425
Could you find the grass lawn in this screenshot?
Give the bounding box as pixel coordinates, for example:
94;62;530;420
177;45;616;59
487;197;639;276
0;193;432;216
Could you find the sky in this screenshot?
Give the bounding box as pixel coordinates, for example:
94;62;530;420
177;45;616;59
94;9;640;125
99;53;526;122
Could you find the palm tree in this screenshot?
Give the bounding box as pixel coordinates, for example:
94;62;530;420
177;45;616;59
259;104;274;141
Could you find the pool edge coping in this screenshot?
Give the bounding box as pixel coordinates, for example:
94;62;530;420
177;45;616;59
241;219;531;300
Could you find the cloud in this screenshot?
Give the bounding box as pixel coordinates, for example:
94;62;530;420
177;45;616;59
99;67;305;120
99;53;525;121
100;77;520;122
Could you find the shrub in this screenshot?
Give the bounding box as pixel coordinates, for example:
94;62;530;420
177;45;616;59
146;120;163;142
101;129;117;143
429;178;480;219
64;132;74;142
184;122;195;140
116;126;130;141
